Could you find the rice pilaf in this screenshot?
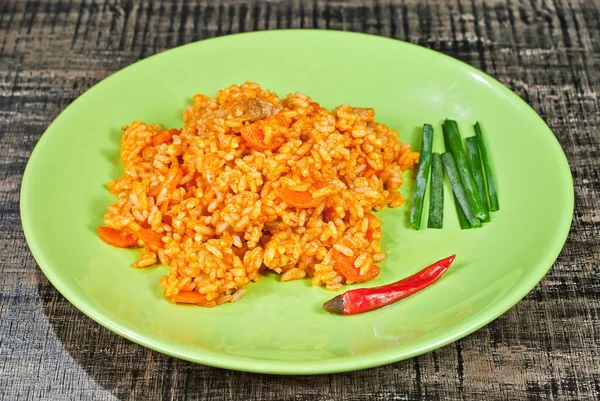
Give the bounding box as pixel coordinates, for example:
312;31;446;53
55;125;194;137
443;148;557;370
101;82;418;307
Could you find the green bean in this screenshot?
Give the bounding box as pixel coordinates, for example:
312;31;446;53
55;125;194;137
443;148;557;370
441;152;481;228
442;120;487;221
410;124;434;230
474;122;499;211
455;194;471;229
466;136;491;223
427;153;444;229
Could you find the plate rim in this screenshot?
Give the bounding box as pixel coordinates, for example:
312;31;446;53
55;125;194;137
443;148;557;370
20;29;574;374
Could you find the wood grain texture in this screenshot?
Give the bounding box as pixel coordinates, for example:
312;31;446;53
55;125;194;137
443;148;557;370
1;0;599;400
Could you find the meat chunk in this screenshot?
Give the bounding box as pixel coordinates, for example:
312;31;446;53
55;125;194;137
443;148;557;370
216;97;274;122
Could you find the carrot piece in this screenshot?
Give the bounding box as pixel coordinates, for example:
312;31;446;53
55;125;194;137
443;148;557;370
135;229;164;250
182;180;195;192
151;163;183;199
98;226;138;248
275;181;328;209
364;212;382;241
152;128;178;147
241;126;284;151
334;252;380;283
276;187;323;208
363;166;383;178
169;169;183;193
332;239;381;283
312;180;328;190
162;215;173;226
363;166;376;178
171;291;209;305
240;114;286;151
157;169;183;214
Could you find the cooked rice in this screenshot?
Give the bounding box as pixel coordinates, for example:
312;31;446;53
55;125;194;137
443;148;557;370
102;82;418;307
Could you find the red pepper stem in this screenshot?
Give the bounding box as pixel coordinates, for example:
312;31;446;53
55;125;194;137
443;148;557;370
322;255;456;315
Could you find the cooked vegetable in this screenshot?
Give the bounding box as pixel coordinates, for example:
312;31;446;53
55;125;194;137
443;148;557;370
466;136;491;223
98;226;138;248
454;194;471;229
427;153;443;229
323;255;456;315
241;125;284;151
364;212;382;241
152;128;178;147
441;152;481;228
442;126;469;228
442;120;487;221
171;291;210;305
474;122;499;211
240;114;286;151
330;238;380;283
98;226;164;250
275;187;322;208
135;229;164;250
443;126;452;151
275;181;328;209
410;124;434;229
150;162;183;199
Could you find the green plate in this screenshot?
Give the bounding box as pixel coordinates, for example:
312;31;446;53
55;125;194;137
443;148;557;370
21;30;573;374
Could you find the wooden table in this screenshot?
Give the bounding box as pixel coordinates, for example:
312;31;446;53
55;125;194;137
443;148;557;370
1;1;599;399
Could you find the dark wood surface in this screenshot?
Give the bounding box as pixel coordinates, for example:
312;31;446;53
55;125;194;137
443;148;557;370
1;0;599;400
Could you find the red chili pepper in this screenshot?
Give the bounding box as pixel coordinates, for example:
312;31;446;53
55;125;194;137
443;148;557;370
322;254;456;315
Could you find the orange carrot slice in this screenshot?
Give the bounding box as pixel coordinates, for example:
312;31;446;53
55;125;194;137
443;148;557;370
162;214;173;226
275;181;328;209
240;114;286;151
152;128;178;147
275;187;322;208
332;239;380;283
172;291;209;305
98;226;138;248
309;101;321;112
363;166;376;178
364;212;382;241
135;229;164;250
241;126;284;151
151;163;183;199
363;165;383;178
